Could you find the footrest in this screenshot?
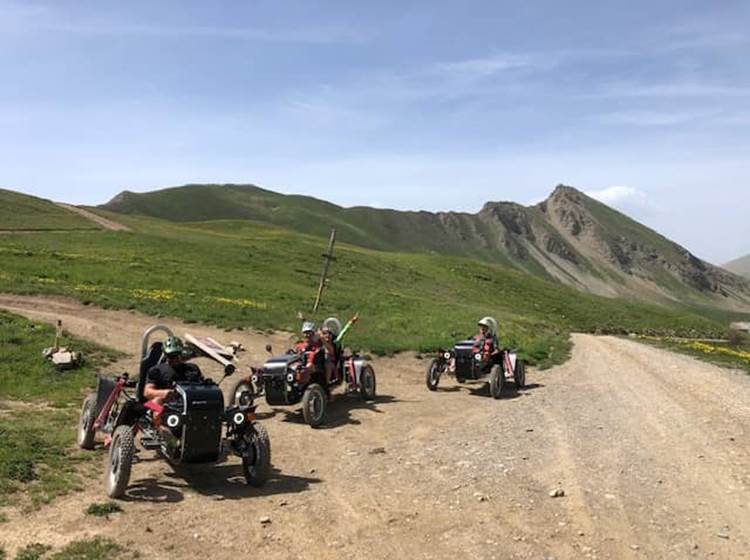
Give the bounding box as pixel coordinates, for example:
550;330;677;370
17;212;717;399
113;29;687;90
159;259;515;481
140;437;161;450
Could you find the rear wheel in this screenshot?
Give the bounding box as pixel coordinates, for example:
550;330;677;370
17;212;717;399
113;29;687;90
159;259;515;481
229;378;255;406
425;359;441;391
489;364;504;399
514;359;526;388
242;423;271;487
105;425;135;499
302;384;326;428
77;394;97;450
360;365;377;401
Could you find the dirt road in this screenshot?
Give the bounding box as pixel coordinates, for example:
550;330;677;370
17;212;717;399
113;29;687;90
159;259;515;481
54;203;131;231
1;295;748;559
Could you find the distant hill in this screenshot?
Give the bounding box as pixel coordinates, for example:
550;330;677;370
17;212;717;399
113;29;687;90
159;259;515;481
101;183;750;310
725;255;750;279
0;189;100;231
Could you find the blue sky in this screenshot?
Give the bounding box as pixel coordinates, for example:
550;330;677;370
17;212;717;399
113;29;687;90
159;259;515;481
1;0;748;263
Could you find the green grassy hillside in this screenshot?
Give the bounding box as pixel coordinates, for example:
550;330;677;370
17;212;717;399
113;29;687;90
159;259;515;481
725;255;750;279
100;184;750;310
0;211;733;365
0;189;98;231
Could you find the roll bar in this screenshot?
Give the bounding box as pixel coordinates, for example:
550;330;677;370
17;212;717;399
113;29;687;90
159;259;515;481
141;324;175;360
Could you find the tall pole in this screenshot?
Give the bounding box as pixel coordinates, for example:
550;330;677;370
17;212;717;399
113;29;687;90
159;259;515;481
313;229;337;314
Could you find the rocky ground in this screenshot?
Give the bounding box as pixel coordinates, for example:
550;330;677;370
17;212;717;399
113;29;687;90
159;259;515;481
0;295;748;559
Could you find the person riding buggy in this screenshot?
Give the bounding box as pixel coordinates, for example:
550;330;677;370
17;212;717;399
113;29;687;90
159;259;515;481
425;316;526;398
232;315;376;428
76;325;271;499
473;317;501;371
143;336;203;404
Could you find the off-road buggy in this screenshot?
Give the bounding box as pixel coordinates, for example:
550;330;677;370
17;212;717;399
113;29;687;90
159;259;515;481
76;325;271;498
425;317;526;398
231;317;376;428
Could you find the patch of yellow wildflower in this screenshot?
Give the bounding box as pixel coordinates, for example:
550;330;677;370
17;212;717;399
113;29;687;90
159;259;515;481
685;341;750;362
211;296;267;310
638;335;750;363
131;289;176;301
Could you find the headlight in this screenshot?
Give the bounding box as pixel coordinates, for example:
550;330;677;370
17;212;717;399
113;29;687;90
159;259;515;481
286;373;295;383
251;374;259;384
474;353;482;362
443;352;451;360
165;414;181;428
238;391;253;406
232;411;246;425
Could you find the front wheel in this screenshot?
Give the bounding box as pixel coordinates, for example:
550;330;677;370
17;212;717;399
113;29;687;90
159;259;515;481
489;364;504;399
426;359;442;391
105;425;135;499
359;365;377;401
77;394;97;450
229;378;256;407
302;384;327;428
514;359;526;388
242;423;271;487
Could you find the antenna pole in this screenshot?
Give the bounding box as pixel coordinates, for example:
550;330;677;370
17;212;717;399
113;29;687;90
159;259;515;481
313;229;337;313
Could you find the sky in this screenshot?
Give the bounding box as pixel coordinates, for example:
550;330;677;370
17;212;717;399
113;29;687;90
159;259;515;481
1;0;749;263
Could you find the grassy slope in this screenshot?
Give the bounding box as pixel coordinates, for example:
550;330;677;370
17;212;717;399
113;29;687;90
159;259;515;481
724;254;750;278
0;189;98;231
0;312;121;509
0;212;731;366
102;184;524;264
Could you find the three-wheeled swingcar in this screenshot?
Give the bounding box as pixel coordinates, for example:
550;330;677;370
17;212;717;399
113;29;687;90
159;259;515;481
77;325;271;498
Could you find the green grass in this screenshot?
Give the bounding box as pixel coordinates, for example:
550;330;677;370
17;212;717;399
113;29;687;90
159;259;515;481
0;190;97;232
85;502;123;518
50;538;131;560
13;544;51;560
0;312;120;509
0;312;122;405
7;539;130;560
0;215;730;366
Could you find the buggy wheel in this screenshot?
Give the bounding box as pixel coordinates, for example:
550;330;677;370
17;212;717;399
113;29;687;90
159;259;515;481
360;365;377;401
77;394;97;450
229;378;255;407
514;359;526;389
242;423;272;487
302;384;326;428
105;425;135;499
425;359;441;391
489;364;504;399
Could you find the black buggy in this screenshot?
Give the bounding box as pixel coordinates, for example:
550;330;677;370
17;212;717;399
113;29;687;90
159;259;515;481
425;318;526;398
76;325;271;498
231;317;376;428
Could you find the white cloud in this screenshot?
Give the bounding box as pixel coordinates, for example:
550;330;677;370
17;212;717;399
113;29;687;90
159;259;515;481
430;53;538;77
596;110;714;127
586;186;646;206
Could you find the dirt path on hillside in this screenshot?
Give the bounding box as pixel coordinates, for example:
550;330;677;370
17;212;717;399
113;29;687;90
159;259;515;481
1;295;749;559
54;203;131;231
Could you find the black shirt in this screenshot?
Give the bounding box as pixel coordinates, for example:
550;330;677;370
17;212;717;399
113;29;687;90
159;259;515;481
146;362;203;390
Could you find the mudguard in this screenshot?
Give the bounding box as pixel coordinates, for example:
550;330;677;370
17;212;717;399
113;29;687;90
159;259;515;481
350;356;371;387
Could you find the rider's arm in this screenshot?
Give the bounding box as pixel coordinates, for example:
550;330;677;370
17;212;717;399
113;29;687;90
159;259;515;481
143;383;171;401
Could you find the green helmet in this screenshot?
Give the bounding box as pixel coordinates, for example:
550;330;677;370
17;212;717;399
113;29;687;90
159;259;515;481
164;336;184;357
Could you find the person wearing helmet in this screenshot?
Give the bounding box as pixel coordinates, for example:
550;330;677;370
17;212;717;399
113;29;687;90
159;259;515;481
318;325;338;385
473;317;500;368
144;336;204;404
295;321;325;380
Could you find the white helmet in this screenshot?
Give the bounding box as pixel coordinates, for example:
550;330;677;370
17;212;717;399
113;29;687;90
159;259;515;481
478;316;498;335
301;321;316;334
322;317;342;336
